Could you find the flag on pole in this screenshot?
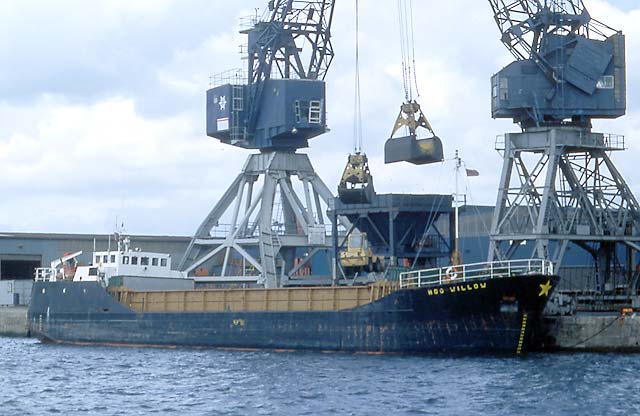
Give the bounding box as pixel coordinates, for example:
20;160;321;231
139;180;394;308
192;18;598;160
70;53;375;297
465;168;480;177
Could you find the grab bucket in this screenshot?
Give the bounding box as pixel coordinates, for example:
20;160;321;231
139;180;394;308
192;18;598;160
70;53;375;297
384;135;444;165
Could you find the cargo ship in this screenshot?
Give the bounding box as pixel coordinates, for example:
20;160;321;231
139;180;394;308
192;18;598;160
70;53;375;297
28;240;558;353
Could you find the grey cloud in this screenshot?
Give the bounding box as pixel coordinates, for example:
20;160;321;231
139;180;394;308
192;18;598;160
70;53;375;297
0;1;241;114
1;0;638;234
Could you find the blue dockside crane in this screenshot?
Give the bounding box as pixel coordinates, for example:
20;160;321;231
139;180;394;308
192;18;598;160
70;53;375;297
206;1;335;150
488;0;625;128
487;0;640;295
181;1;344;288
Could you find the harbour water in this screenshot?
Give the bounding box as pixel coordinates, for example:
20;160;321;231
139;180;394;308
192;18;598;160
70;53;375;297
2;336;639;415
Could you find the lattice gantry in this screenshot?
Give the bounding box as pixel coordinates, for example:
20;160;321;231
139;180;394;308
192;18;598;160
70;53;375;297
179;152;348;288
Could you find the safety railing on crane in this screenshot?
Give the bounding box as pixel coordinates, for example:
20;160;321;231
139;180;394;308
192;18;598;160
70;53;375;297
495;134;506;155
207;220;332;239
238;15;260;31
209;68;247;89
603;133;625;151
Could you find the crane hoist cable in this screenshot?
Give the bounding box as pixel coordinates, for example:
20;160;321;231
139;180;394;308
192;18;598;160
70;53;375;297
353;0;363;153
397;0;409;101
397;0;419;102
408;0;420;99
338;0;375;205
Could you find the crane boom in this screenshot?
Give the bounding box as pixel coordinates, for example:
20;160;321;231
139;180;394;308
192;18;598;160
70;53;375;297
250;0;335;82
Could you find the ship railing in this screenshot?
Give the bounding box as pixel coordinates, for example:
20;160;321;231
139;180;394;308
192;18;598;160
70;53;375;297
34;267;57;282
398;259;554;289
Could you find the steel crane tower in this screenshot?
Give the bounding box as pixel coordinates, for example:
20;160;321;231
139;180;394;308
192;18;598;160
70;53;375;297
487;0;640;293
179;1;346;288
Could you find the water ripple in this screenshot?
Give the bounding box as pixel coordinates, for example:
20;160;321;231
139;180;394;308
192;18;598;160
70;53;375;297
2;337;640;415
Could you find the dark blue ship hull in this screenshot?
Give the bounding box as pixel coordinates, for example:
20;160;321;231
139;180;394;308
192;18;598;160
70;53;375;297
28;275;557;354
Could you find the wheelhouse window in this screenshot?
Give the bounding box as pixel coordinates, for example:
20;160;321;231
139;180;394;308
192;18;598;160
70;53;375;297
103;255;108;263
110;255;116;263
152;258;159;266
123;256;130;265
95;256;100;264
131;256;138;265
160;258;167;267
141;257;149;266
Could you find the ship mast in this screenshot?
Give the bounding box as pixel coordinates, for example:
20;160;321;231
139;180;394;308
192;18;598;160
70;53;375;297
451;150;461;266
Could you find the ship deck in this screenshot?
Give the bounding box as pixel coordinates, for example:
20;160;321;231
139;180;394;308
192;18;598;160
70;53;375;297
110;280;399;313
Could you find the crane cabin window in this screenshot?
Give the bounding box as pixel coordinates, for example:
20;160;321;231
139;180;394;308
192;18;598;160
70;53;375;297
499;78;509;101
597;75;614;89
308;101;322;124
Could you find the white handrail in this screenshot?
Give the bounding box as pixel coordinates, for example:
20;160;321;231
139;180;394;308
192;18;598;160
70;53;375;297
398;259;553;289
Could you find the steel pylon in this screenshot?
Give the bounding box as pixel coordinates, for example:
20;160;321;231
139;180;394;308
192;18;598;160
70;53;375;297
488;127;640;291
179;151;348;288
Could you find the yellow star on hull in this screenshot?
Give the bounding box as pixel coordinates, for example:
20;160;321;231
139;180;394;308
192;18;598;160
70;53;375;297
539;280;552;297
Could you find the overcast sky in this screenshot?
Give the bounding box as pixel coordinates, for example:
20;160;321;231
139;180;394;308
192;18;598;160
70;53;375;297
1;0;639;235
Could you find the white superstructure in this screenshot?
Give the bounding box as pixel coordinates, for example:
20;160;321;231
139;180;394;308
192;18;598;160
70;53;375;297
35;235;187;285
